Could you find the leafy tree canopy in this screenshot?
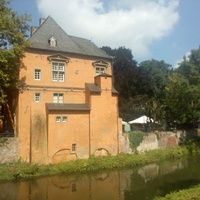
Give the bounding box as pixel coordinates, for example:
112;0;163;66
165;47;200;129
102;45;200;131
134;60;172;129
0;0;30;103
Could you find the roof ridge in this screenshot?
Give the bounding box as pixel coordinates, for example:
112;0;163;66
70;35;91;41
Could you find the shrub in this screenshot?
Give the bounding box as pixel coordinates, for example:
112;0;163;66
128;131;146;150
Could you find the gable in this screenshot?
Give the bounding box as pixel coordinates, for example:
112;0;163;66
92;60;109;68
47;54;69;63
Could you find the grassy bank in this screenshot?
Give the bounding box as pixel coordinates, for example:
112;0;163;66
154;184;200;200
1;137;200;181
0;145;192;181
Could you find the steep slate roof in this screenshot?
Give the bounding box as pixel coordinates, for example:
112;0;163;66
30;16;112;59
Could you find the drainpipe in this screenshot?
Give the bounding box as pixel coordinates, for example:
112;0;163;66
117;102;120;154
30;106;32;163
89;112;91;157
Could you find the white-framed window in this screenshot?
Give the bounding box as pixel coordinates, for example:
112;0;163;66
55;116;68;122
34;69;41;80
53;93;64;103
72;144;76;151
62;116;68;122
34;93;41;102
56;116;61;122
95;66;106;75
52;62;65;82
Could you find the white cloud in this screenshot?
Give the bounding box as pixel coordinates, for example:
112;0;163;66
174;51;191;69
37;0;179;60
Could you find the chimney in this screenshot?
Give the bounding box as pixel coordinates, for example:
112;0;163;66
39;18;46;26
31;26;38;36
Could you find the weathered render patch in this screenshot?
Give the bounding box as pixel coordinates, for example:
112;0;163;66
0;138;18;163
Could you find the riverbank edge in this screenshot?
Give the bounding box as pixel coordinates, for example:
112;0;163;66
0;147;192;181
154;184;200;200
0;138;200;182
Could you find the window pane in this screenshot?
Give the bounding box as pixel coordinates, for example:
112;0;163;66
52;71;58;81
53;93;58;103
52;63;58;71
100;68;105;73
58;63;64;71
58;94;63;103
58;72;64;82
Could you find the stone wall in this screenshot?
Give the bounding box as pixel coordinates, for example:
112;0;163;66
136;132;180;153
137;134;158;153
119;132;132;154
0;137;18;163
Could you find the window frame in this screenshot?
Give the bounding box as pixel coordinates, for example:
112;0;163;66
62;116;68;122
53;93;64;103
34;69;41;81
72;144;76;152
34;92;41;102
55;116;68;123
52;62;65;82
95;65;106;75
56;116;62;123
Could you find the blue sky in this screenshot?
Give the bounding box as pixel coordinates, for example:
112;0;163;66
10;0;200;67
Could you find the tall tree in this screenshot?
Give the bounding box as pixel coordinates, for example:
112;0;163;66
166;46;200;129
0;0;30;103
164;73;198;129
136;59;172;128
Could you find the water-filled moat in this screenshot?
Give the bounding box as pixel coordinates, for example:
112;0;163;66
1;156;200;200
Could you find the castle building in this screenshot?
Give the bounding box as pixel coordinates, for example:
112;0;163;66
16;16;123;164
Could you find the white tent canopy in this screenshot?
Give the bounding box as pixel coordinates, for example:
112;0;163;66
128;115;153;124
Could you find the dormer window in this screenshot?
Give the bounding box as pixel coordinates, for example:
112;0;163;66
49;36;57;47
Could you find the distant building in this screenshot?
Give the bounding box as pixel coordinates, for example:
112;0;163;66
14;16;124;164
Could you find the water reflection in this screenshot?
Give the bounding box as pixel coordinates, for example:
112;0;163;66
1;156;200;200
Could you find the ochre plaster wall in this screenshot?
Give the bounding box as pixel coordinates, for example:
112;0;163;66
17;49;121;164
20;50;112;88
47;111;90;163
90;76;119;155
